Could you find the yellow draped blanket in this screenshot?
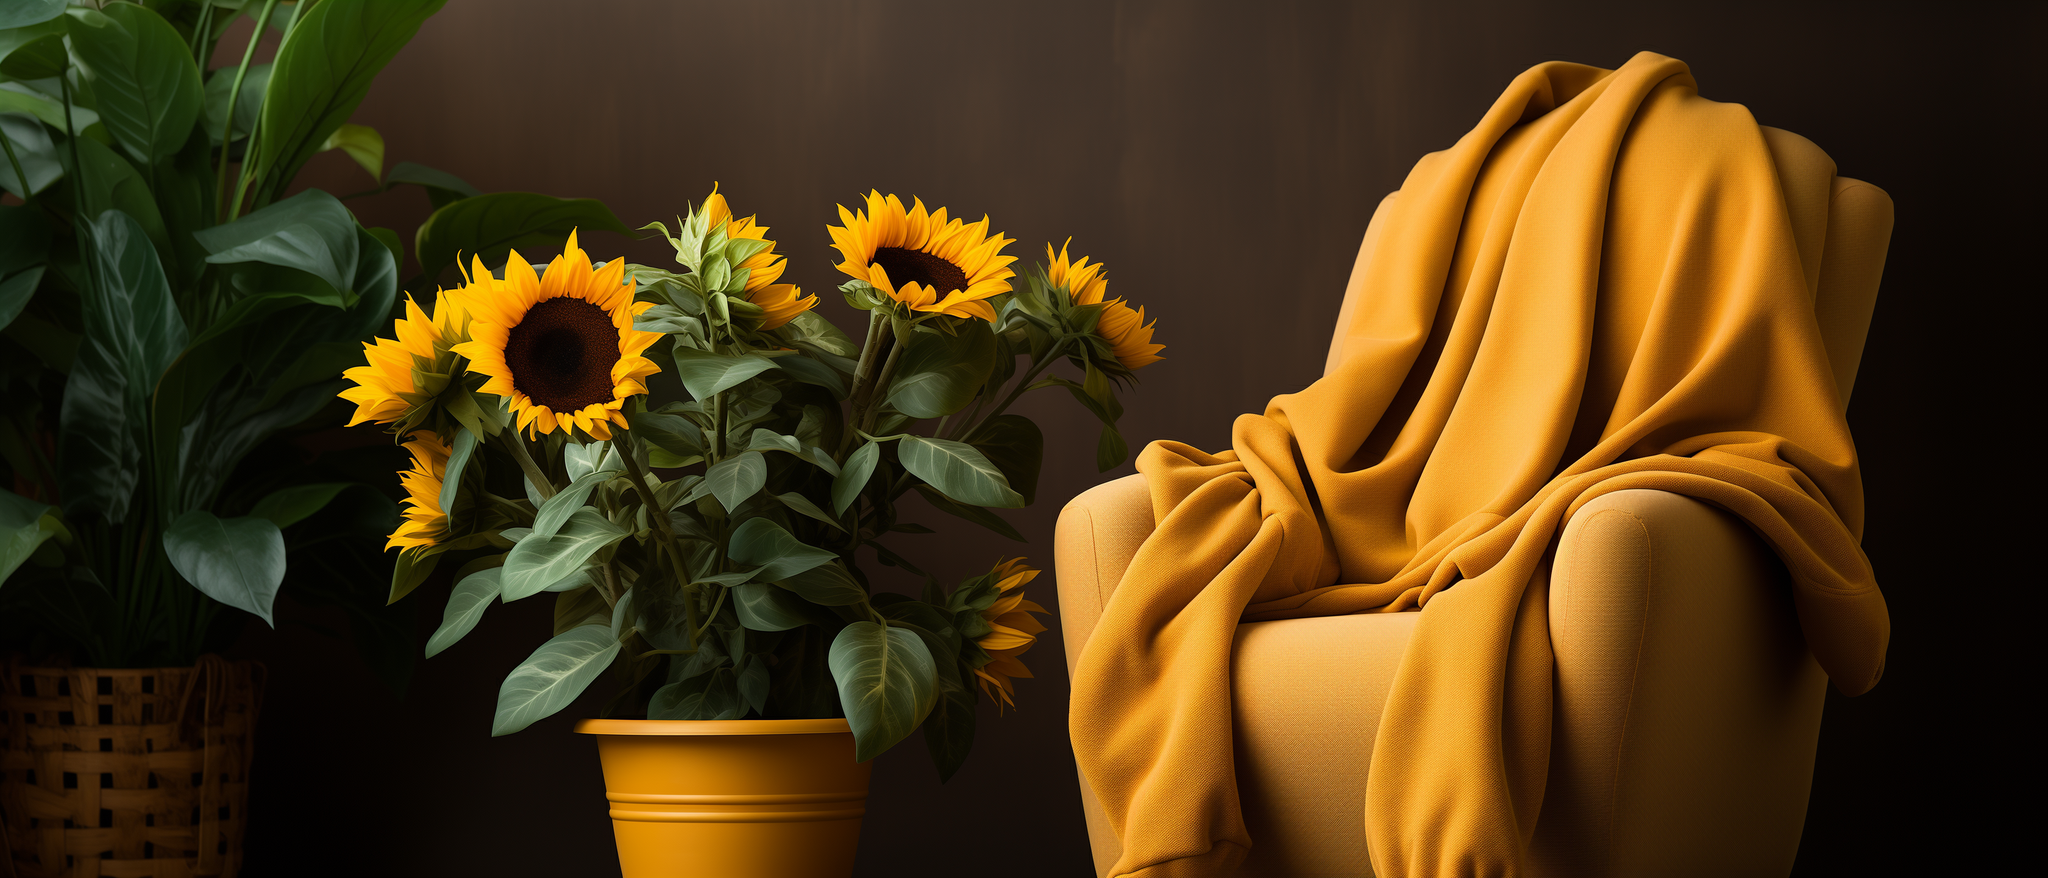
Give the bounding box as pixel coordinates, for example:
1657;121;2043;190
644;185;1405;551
1067;52;1889;877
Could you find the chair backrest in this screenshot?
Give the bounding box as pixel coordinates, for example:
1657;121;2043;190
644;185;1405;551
1324;128;1893;412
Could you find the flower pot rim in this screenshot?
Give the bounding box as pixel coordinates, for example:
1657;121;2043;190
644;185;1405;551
574;717;852;737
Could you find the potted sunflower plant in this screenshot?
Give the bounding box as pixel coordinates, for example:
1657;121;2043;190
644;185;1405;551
347;188;1163;877
0;2;626;875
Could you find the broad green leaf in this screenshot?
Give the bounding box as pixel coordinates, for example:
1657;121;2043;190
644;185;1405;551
739;658;770;715
884;322;997;419
897;436;1024;509
249;482;351;530
201;62;269;145
693;566;766;587
384;160;478;209
610;586;634;639
0;32;65;80
832;440;879;515
923;683;977;783
1;489;58;585
0;0;65;30
390;546;440;604
194;189;360;299
0;112;60;197
59;210;186;523
632;303;703;338
727;517;837;582
626;409;704;459
733;582;810;632
1098;423;1130;472
703;451;766;513
562;440;619;483
913;483;1024;542
786;310;861;358
319;122;383;181
968;414;1044;505
66;136;173;259
745;429;805;457
162;510;285;626
253;0;445;205
776;561;867;607
439;426;478;518
425;567;500;658
414;191;629;283
773;491;845;532
0;80;99;132
829;621;938;762
777;354;847;398
0;265;43;332
670;346;779;400
532;468;615;540
65;4;203;165
491;624;619;736
648;667;743;720
501;508;627;601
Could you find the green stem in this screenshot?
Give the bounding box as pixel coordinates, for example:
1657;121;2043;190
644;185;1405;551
956;337;1067;442
841;311;893;454
856;327;908;435
215;0;281;224
0;125;36;208
499;431;556;501
616;432;700;649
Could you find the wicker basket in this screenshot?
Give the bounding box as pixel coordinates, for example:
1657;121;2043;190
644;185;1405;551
0;657;263;878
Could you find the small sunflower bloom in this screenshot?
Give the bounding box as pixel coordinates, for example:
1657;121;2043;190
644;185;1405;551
388;430;453;551
827;191;1016;322
1049;242;1163;371
702;188;817;330
340;290;472;433
452;230;663;440
972;557;1049;711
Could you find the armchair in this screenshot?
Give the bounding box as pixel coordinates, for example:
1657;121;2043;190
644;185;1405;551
1056;127;1892;878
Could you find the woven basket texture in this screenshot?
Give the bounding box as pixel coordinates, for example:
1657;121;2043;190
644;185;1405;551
0;657;262;878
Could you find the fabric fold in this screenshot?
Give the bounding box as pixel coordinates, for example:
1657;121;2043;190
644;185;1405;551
1068;51;1888;877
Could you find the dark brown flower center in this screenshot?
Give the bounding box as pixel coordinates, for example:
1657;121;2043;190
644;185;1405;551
872;247;968;296
503;297;619;412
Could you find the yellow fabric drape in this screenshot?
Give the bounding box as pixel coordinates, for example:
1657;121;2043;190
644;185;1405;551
1068;52;1889;877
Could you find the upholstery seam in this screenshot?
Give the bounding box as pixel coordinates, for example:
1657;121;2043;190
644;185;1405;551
1600;507;1655;865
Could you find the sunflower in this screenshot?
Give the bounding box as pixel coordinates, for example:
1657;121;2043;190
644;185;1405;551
340;290;471;433
453;231;664;439
827;190;1016;321
702;187;817;330
1047;242;1163;371
971;557;1050;711
387;430;452;551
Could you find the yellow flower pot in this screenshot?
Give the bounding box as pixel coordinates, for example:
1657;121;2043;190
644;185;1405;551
575;718;872;878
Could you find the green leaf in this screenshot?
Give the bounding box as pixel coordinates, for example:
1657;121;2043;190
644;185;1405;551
194;189;360;300
703;450;767;513
0;112;60;197
249;482;352;530
390;546;440;604
670;346;779;400
0;0;65;30
413;191;628;284
649;667;743;720
0;32;66;81
832;440;879;515
66;136;173;260
384;160;478;209
0;265;44;332
501;509;627;602
733;582;811;632
252;0;445;205
59;210;187;523
65;4;203;166
1;488;59;585
777;354;847;398
923;683;977;783
492;623;620;736
1097;423;1130;472
319;121;383;181
773;491;845;532
829;621;938;763
424;567;500;658
532;468;615;540
776;561;867;606
727;517;836;582
439;426;477;518
897;436;1025;509
202;62;268;145
884;322;998;419
786;310;861;358
968;414;1044;506
913;483;1024;542
162;510;285;626
626;409;704;459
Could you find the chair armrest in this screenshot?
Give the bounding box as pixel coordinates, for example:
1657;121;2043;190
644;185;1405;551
1053;473;1154;680
1534;489;1828;878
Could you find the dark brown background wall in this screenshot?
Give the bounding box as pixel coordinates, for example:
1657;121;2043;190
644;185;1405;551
225;1;2040;876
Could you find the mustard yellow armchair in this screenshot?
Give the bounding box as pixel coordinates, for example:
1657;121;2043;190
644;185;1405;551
1055;128;1892;878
